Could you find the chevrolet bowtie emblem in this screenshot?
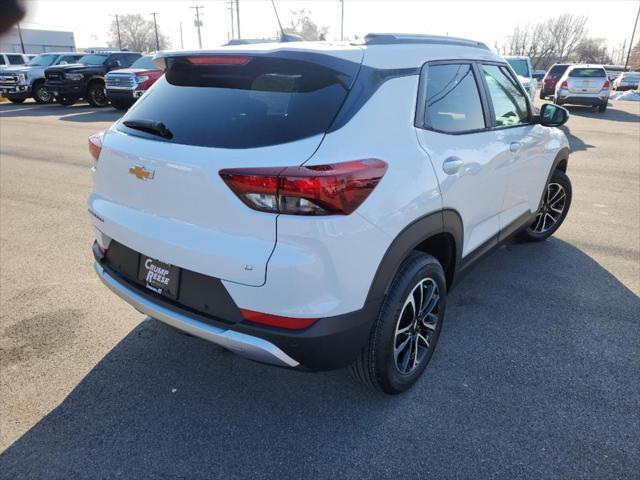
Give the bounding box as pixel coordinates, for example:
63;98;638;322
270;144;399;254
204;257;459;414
129;165;155;180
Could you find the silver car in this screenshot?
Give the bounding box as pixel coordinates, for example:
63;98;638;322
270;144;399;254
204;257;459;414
612;72;640;91
554;65;610;113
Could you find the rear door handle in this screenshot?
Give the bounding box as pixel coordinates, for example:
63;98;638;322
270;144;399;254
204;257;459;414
442;156;465;175
509;142;522;153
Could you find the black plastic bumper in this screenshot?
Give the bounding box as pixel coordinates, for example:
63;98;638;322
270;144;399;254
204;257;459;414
45;80;84;97
94;241;376;371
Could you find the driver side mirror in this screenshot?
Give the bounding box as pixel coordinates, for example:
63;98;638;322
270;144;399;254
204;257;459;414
537;103;569;127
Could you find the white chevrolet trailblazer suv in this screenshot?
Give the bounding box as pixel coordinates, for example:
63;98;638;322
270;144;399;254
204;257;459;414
89;34;572;394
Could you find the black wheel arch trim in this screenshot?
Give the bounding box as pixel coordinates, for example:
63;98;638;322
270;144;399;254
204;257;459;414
538;147;570;211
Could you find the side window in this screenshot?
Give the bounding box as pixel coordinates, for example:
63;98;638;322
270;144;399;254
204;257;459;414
423;63;486;133
121;55;137;67
59;55;79;64
0;56;5;65
8;54;25;65
481;65;529;127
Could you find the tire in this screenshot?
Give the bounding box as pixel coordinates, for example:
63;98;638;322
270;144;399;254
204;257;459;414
553;96;563;106
87;82;109;107
350;252;447;394
55;96;77;106
597;102;607;113
7;96;25;104
111;100;131;111
539;91;546;100
520;169;572;242
32;82;53;104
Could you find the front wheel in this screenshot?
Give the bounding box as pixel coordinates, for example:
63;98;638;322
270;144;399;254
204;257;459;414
32;83;53;104
520;169;572;242
87;82;109;107
7;96;26;104
350;252;446;394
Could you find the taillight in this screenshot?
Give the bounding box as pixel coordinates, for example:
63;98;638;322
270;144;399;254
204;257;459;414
560;80;568;89
602;80;611;90
219;159;387;216
240;309;318;330
88;131;104;162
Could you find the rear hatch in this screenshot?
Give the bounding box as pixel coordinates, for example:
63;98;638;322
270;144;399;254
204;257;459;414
90;47;363;286
567;67;608;94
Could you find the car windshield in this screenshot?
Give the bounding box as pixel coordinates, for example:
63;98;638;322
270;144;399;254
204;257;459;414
130;56;157;70
118;54;358;149
506;59;530;77
569;68;606;78
78;54;108;65
27;54;58;67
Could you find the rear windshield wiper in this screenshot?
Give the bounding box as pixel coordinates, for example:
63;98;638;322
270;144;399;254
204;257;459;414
123;119;173;139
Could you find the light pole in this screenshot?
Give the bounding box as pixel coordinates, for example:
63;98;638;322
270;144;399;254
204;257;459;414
150;12;160;50
16;22;25;53
236;0;241;39
623;2;640;71
114;14;122;50
190;5;204;49
340;0;344;41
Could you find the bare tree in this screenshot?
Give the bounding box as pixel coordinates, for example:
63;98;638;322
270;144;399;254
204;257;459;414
573;38;612;64
283;9;328;41
628;41;640;71
496;14;588;70
108;14;171;52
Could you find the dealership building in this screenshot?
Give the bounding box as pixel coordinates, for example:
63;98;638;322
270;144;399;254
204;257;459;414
0;27;76;53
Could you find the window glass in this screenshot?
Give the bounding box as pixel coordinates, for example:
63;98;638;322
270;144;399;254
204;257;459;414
27;54;57;66
131;56;157;70
7;54;25;65
78;54;108;65
506;58;530;77
568;68;606;78
424;64;485;133
117;55;354;149
0;57;6;65
482;65;529;127
59;55;82;64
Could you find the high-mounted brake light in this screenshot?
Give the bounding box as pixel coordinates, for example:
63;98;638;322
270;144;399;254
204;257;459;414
240;309;318;330
88;131;104;162
185;55;251;66
219;159;387;216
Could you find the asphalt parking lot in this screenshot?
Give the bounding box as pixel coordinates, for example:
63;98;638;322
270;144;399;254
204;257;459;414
0;97;639;479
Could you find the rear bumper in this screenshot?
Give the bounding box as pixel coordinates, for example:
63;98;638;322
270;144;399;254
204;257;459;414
93;242;377;371
557;94;607;106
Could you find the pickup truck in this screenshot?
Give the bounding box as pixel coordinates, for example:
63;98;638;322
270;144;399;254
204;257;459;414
44;51;141;107
0;52;84;103
105;55;163;110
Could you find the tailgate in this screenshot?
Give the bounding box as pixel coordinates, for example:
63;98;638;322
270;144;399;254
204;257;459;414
568;77;603;94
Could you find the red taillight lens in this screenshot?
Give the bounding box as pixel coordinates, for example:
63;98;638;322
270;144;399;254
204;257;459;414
88;131;104;162
186;55;251;66
560;80;568;89
240;309;318;330
219;159;387;216
602;80;611;90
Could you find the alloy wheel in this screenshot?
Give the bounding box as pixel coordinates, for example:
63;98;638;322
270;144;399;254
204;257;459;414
35;85;53;103
92;86;108;106
531;182;566;234
393;278;440;375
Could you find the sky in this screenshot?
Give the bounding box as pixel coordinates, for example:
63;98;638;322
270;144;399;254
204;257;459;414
19;0;640;55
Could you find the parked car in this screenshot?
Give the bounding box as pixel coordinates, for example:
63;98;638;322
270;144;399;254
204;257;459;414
504;55;537;99
0;52;30;69
554;65;610;112
612;71;640;91
0;52;85;103
533;69;545;81
89;34;572;394
540;63;571;100
44;51;141;107
105;55;163;110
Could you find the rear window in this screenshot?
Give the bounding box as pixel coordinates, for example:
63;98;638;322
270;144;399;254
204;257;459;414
131;56;157;70
7;54;24;65
569;68;606;78
548;65;568;75
118;54;357;149
506;59;530;77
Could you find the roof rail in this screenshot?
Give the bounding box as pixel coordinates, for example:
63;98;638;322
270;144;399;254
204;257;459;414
362;33;489;50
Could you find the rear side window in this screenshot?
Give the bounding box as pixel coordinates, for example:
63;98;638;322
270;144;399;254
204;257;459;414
569;68;606;78
0;57;5;65
7;54;24;65
422;63;485;133
481;65;529;127
118;54;356;149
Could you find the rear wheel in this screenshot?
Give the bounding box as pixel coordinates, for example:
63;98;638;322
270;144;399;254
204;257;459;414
597;102;607;113
520;169;572;242
55;96;77;106
87;82;109;107
350;252;446;394
32;82;53;104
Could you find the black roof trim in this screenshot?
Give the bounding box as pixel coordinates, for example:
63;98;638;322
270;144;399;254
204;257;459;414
362;33;489;50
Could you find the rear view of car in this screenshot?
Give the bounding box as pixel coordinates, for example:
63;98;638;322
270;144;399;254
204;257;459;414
554;65;610;112
613;71;640;91
540;63;570;99
105;55;164;110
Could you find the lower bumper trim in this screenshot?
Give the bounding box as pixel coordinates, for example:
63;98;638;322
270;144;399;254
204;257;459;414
94;262;299;368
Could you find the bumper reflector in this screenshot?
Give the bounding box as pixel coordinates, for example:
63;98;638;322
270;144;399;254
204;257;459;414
240;309;318;330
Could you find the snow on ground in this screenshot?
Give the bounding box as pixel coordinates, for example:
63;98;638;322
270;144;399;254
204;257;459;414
610;90;640;101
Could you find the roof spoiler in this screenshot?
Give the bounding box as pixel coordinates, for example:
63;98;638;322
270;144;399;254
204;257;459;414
359;33;489;50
